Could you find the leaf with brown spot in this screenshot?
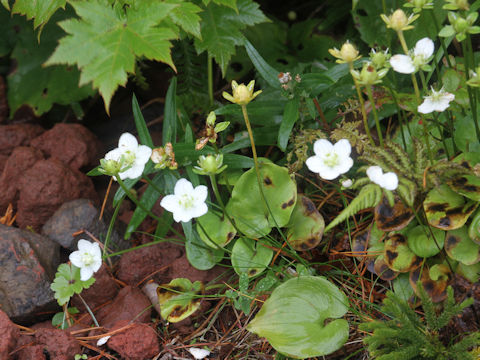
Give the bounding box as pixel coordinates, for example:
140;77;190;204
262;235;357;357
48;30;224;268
409;264;450;303
374;196;414;231
445;226;480;265
196;210;236;248
231;237;273;277
157;278;203;323
373;255;399;281
286;195;325;251
383;234;422;273
423;184;478;230
468;209;480;245
447;175;480;201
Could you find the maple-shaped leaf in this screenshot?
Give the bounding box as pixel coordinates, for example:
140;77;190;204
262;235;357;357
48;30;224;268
202;0;237;11
166;0;203;39
10;0;66;30
45;0;179;112
195;0;267;75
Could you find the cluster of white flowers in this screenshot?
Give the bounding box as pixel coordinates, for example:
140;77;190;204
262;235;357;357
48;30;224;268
390;37;434;74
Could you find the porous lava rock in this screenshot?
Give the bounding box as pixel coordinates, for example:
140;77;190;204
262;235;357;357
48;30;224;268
42;198;128;252
0;146;44;213
0;154;8;172
16;159;97;230
34;328;81;360
116;242;183;285
17;345;47;360
71;264;118;312
30;123;101;170
0;224;60;324
0;124;44;155
0;309;19;359
107;320;160;360
95;286;151;328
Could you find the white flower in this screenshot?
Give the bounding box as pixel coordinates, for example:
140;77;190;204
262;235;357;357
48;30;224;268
69;240;102;281
160;178;208;222
418;87;455;113
104;133;152;180
390;37;434;74
96;336;111;346
305;139;354;180
188;347;211;359
367;166;398;191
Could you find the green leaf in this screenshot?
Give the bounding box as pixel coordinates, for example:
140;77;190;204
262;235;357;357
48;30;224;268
157;278;203;322
165;0;202;38
248;276;349;358
50;264;95;306
7;10;93;116
278;97;299;151
204;0;238;10
196;210;236;248
163;77;177;144
406;225;445;258
45;0;178;112
445;226;480;265
226;162;297;238
183;221;224;270
194;0;267;75
132;94;154;148
384;234;422;273
231;237;273;277
11;0;66;30
244;39;279;88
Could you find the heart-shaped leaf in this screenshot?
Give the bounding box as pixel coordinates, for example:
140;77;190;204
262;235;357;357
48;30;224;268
231;237;273;277
196;210;236;248
456;262;480;283
248;276;349;358
374;196;414;231
384;234;422;273
409;264;450;303
445;226;480;265
373;255;399;281
226;162;297;238
406;225;445;258
423;184;477;230
286;195;324;251
157;278;203;323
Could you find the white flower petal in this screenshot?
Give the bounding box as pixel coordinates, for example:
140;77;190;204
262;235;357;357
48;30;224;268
190;203;208;219
382;172;399;190
104;148;123;162
414;37;434;58
305;156;324;174
120;164;143;179
332;139;351;158
335;157;354;175
188;347;211;360
318;166;341;180
69;251;83;268
342;179;353;188
118;133;138;150
194;185;208;203
80;267;94;281
313;139;333;157
390;55;415;74
135;145;153;164
160;194;181;213
77;239;93;252
418;98;435;114
366;166;383;183
97;336;111;346
174;178;194;196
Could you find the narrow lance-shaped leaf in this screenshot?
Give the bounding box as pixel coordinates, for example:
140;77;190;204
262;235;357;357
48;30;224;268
278;97;299;151
163;77;178;145
244;39;280;88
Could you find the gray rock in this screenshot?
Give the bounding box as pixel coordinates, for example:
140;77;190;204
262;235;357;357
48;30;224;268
0;224;60;324
42;198;128;253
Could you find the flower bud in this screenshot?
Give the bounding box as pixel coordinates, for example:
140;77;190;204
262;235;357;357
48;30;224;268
223;80;262;106
341;179;353;188
391;9;408;30
328;41;361;64
99;158;122;176
370;49;390;69
193;154;227;175
206;111;216;126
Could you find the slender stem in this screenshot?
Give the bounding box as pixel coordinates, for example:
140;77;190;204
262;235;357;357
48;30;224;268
429;10;452;68
349;62;374;145
366;85;384;146
209;174;242;235
432;112;450;158
386;86;408;149
208;54;214;108
142;175;164;195
446;110;459;153
103;197;123;260
462;41;480;140
115;176;185;240
78;293;100;328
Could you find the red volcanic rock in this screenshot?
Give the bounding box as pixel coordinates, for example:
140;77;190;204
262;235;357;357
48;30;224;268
30;123;102;170
95;286;152;328
0;310;19;359
34;328;81;360
17;345;47;360
0;146;44;213
16;159;97;230
0;124;44;155
107;320;160;360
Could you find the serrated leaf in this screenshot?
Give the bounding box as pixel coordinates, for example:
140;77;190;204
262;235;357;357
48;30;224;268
165;0;202;38
195;0;267;75
11;0;66;30
7;10;94;116
45;0;179;112
50;264;95;305
203;0;238;10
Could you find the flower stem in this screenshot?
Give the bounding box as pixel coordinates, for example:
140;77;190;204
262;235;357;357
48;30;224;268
103;197;123;259
432;112;450;158
77;293;100;328
429;10;453;68
115;176;185;240
349;62;374;145
366;85;384;147
208;54;214;108
209;174;241;235
386;86;409;149
461;40;480;140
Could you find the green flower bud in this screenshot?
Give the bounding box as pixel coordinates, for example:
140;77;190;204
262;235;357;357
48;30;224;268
193;154;228;176
206;111;216;126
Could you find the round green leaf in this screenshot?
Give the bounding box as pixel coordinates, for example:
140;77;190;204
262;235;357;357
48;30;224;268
468;209;480;244
445;226;480;265
157;278;203;323
456;262;480;283
247;276;349;358
423;184;477;230
286;195;325;251
226;162;297;238
231;237;273;277
196;210;236;248
384;234;422;273
406;225;445;258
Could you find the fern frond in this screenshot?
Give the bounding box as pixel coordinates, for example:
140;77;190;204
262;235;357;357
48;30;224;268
388;141;414;174
331;120;369;153
325;184;382;232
